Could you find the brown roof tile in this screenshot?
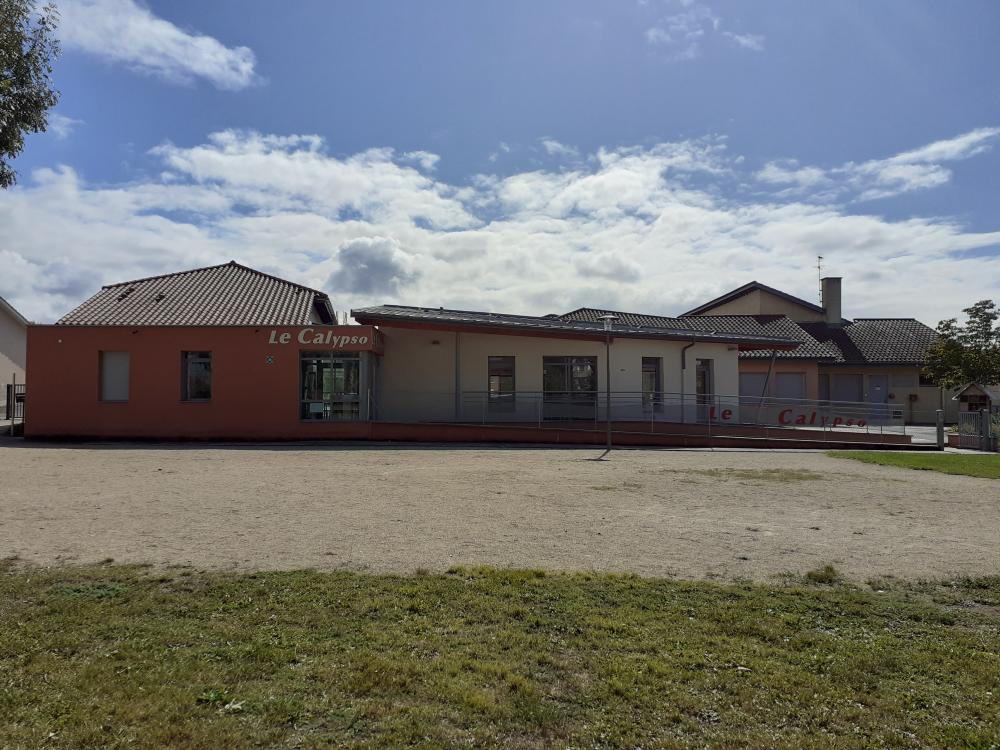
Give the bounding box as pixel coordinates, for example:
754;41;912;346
57;262;334;326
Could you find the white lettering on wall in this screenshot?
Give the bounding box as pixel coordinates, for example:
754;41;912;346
267;329;369;348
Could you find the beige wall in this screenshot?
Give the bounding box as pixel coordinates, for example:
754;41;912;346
376;326;740;422
818;365;947;424
697;289;825;321
739;360;820;400
0;308;27;411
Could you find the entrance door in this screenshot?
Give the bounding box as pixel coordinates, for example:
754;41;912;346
867;373;889;422
695;358;713;422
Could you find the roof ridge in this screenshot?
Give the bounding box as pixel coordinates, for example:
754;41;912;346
682;280;826;316
100;261;331;300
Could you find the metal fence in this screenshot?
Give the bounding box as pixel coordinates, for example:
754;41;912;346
371;390;908;438
957;409;999;451
4;383;25;421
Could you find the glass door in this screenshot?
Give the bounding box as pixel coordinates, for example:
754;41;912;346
543;356;597;421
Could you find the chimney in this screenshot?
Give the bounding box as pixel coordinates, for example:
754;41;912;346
821;277;842;327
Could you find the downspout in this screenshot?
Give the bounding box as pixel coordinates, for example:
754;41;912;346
454;331;461;421
680;342;696;424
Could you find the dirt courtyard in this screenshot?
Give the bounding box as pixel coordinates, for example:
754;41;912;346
1;441;997;582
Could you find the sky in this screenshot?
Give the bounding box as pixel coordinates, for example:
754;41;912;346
2;0;999;324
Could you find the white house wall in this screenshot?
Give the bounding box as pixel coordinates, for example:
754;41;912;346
375;325;740;423
0;308;27;412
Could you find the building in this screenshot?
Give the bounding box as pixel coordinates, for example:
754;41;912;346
1;294;28;417
24;262;930;447
564;277;943;424
952;383;999;414
26;261;816;443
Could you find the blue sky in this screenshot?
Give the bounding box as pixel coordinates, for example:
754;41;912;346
2;0;999;322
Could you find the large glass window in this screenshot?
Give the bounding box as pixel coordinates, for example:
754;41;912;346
740;372;768;398
488;356;515;411
99;351;129;402
774;372;806;400
300;351;361;420
181;351;212;401
542;356;597;420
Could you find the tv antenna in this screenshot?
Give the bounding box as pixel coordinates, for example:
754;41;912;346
817;255;823;304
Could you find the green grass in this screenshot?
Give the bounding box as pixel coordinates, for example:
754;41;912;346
2;564;999;748
828;450;1000;479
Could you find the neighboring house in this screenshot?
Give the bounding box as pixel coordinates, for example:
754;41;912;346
952;383;999;414
1;295;29;416
564;277;944;423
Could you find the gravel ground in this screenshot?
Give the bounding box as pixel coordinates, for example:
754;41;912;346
1;441;997;581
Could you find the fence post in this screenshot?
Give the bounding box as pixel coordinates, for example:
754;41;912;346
935;409;945;450
982;409;991;452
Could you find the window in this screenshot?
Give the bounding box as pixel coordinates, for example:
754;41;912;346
775;372;806;400
819;373;831;401
300;351;360;420
641;357;662;409
918;373;936;387
740;372;768;398
488;356;515;410
831;373;863;402
99;351;129;402
181;351;212;401
542;356;597;420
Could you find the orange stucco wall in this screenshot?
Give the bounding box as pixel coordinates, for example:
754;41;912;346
25;325;380;440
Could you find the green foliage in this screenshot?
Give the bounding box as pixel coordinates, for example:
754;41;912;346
2;564;1000;748
0;0;60;188
828;451;1000;479
923;299;1000;389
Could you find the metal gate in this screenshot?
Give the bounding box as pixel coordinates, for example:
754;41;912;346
4;383;25;422
957;410;998;451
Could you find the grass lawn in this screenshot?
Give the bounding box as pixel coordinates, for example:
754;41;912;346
828;450;1000;479
2;564;999;748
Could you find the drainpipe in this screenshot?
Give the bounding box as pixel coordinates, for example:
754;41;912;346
454;331;461;421
680;342;696;424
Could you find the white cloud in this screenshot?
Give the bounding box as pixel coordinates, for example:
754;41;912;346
756;128;1000;202
756;161;829;189
644;1;762;60
721;31;764;52
0;129;997;325
541;139;580;159
48;113;84;139
57;0;258;90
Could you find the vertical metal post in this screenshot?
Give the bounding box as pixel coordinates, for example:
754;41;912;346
981;408;991;452
936;409;944;450
605;327;612;452
599;314;619;454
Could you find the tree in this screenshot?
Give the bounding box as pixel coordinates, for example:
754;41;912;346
923;300;1000;389
0;0;59;189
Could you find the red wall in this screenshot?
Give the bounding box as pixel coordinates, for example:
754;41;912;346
25;325;380;440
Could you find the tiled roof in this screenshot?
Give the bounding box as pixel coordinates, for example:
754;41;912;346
799;319;938;365
57;262;335;326
351;305;799;348
562;308;837;359
681;280;826;316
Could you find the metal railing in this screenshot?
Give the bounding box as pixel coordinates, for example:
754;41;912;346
370;390;908;438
